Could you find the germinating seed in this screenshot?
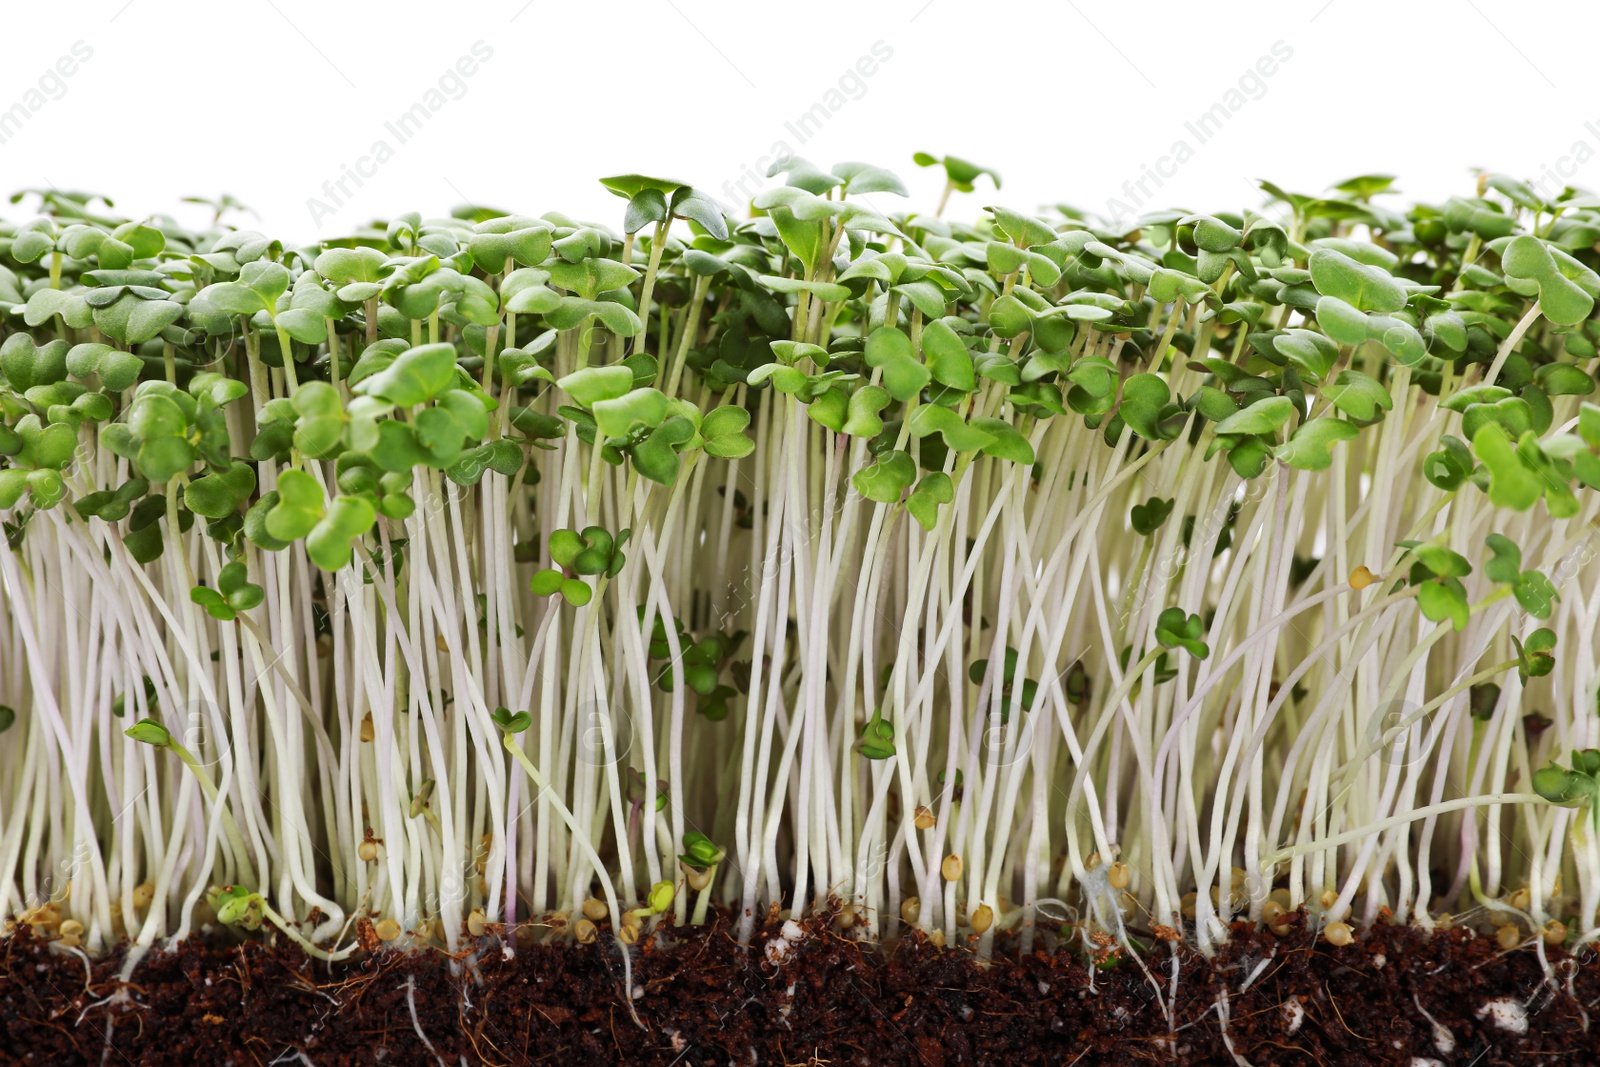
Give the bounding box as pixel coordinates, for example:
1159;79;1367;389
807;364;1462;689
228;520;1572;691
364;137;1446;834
1;162;1598;976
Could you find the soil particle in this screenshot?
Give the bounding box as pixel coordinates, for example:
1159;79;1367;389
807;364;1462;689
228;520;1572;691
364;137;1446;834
2;915;1597;1065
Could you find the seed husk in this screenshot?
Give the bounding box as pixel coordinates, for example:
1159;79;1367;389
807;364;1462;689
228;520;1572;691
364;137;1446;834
941;854;963;881
1323;920;1353;946
374;918;402;941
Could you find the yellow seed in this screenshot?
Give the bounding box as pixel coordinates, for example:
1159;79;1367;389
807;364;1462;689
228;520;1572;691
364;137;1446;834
941;854;963;882
682;861;712;892
1507;887;1531;911
1324;921;1353;946
358;841;378;863
1084;852;1101;871
374;918;401;941
467;909;487;937
360;713;375;743
1435;912;1455;931
58;919;84;938
57;933;80;949
1497;923;1522;951
900;897;921;925
928;929;946;948
581;898;608;922
1180;892;1197;920
132;883;155;909
436;634;450;653
1262;900;1286;928
1119;892;1137;920
1269;888;1292;910
574;918;597;944
835;905;857;930
1348;566;1376;590
1543;919;1568;946
970;904;994;935
914;806;936;830
1108;862;1130;891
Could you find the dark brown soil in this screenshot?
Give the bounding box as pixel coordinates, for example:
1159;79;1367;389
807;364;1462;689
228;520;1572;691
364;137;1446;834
3;912;1598;1066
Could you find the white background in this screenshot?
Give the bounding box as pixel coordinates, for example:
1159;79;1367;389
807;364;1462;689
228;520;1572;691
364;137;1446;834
2;0;1596;239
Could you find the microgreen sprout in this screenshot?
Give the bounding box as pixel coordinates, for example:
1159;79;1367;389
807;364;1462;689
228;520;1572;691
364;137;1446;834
5;160;1600;1000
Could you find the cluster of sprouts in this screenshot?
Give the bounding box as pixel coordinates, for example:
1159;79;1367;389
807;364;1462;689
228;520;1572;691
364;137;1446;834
3;161;1600;991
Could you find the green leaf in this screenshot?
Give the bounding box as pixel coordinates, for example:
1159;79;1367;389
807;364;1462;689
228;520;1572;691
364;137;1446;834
305;495;376;571
1215;395;1294;437
1501;235;1599;326
1118;373;1173;441
971;417;1035;463
1472;424;1542;511
922;320;975;392
1130;496;1174;536
852;450;916;504
865;326;929;403
907;472;953;531
124;717;171;747
354;343;459;406
265;468;325;541
1309;248;1407;313
904;405;994;453
855;709;896;760
557;365;635;407
1323;371;1392;421
593;387;669;438
1154;607;1209;659
1418;579;1469;631
1274;417;1359;470
1484;533;1523;584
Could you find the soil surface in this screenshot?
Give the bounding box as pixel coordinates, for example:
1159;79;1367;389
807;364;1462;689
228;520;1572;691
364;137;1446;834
3;911;1599;1066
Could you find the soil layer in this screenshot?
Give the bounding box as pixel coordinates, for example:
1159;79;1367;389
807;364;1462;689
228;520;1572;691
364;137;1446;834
3;913;1599;1065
